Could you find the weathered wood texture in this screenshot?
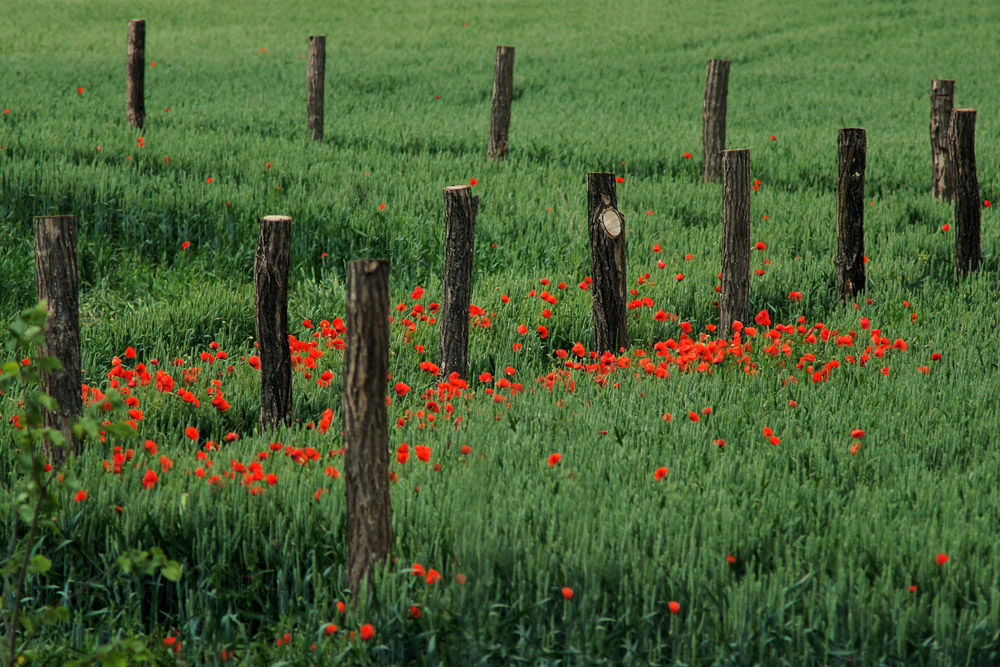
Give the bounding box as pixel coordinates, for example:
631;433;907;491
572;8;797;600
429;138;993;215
950;109;980;279
835;128;867;301
33;216;82;465
438;185;479;381
127;19;146;129
254;215;293;430
307;35;326;142
702;59;730;183
930;79;955;201
719;150;751;333
344;258;393;596
587;172;628;353
487;46;515;160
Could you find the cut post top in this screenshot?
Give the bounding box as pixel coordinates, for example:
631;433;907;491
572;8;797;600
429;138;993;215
309;34;325;39
952;107;976;113
721;148;748;155
708;57;730;64
261;215;292;223
444;184;472;192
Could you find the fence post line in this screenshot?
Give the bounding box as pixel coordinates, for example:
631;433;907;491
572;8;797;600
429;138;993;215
127;19;146;129
930;79;955;201
254;215;293;431
950;109;980;280
438;185;479;382
33;215;82;465
587;172;628;353
835;128;867;301
719;149;750;333
307;35;326;142
702;58;730;183
344;258;393;597
488;45;515;160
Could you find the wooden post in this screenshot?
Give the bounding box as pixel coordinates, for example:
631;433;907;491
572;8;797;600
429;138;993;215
33;216;82;465
307;35;326;142
950;109;980;279
127;19;146;129
344;258;393;596
702;59;730;183
835;128;867;300
587;172;628;353
719;150;750;333
488;45;515;161
254;215;293;430
930;79;955;201
438;185;479;381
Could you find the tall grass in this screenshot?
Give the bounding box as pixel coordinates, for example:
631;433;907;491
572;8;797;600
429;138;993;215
2;0;1000;663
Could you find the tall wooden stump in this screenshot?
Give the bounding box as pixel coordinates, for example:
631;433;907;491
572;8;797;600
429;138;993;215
127;19;146;129
344;259;393;596
33;216;82;465
719;150;750;333
835;128;867;300
254;215;293;430
438;185;479;381
307;35;326;142
487;45;515;161
950;109;980;279
587;172;628;353
930;79;955;201
702;59;730;183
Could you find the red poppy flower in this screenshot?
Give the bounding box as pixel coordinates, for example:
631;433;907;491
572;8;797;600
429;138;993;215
547;453;562;467
616;176;624;183
74;489;87;502
394;382;411;396
683;152;692;159
654;467;669;481
561;587;573;599
360;624;374;640
668;601;680;614
936;553;949;565
850;429;865;439
185;426;199;441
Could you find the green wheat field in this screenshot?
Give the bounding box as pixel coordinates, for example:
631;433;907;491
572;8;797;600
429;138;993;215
2;0;1000;664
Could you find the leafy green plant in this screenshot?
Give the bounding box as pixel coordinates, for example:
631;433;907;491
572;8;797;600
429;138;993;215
0;303;182;666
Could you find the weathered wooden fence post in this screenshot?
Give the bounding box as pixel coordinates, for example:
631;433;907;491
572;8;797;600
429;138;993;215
33;215;82;465
702;58;730;183
930;79;954;201
438;185;478;381
835;128;867;300
254;215;293;430
127;19;146;129
344;258;393;596
307;35;326;142
950;109;980;280
587;172;628;353
488;45;515;161
719;150;750;333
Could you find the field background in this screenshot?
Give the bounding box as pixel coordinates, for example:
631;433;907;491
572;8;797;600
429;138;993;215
2;0;1000;664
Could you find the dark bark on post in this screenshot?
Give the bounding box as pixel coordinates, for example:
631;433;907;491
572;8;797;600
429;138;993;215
587;172;628;353
33;216;82;465
254;215;293;431
702;59;730;183
930;79;955;201
127;19;146;130
438;185;479;382
835;128;867;301
487;45;515;161
719;150;750;334
307;35;326;142
950;109;980;280
344;258;393;596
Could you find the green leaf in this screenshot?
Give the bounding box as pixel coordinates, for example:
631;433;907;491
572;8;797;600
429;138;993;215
105;422;138;439
40;605;71;625
28;554;53;575
100;652;127;667
36;356;63;372
161;562;182;582
1;361;19;378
